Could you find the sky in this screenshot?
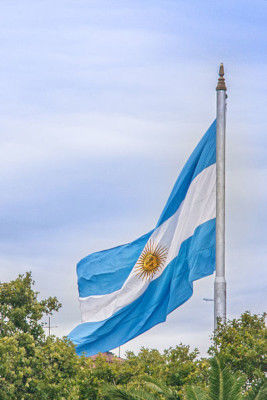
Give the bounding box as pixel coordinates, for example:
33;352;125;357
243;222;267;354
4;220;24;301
0;0;266;356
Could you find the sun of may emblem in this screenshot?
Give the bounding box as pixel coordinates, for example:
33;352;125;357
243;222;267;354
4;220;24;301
135;241;168;280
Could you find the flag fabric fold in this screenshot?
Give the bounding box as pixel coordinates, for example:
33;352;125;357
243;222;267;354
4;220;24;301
69;120;216;356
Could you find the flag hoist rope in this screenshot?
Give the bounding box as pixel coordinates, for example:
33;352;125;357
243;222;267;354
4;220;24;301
214;63;227;329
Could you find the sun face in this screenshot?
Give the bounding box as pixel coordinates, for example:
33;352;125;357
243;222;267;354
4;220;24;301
135;241;168;280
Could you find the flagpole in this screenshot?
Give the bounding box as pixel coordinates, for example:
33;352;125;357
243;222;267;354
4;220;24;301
214;63;227;329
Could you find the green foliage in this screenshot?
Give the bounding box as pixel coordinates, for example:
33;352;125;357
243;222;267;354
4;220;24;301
208;357;245;400
144;376;179;399
121;345;208;392
1;334;73;399
0;272;61;340
0;332;100;400
86;344;206;398
0;273;265;400
104;384;157;400
100;348;206;400
184;386;207;400
104;356;266;400
208;312;266;388
246;381;267;400
0;272;99;399
185;357;248;400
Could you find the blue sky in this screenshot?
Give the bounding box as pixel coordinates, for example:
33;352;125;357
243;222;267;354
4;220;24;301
0;0;266;355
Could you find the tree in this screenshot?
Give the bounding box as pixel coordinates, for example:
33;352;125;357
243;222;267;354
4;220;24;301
246;382;267;400
104;384;157;400
208;312;266;389
0;272;61;340
1;273;265;400
101;347;207;400
0;333;77;400
0;272;99;400
184;386;206;400
85;344;206;397
0;333;101;400
121;345;208;392
104;357;266;400
144;376;179;399
184;357;257;400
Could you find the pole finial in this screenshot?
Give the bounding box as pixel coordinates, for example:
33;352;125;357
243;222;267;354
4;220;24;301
216;63;227;91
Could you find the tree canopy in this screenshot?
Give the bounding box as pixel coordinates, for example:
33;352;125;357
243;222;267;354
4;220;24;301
0;272;265;399
208;311;266;388
0;272;61;340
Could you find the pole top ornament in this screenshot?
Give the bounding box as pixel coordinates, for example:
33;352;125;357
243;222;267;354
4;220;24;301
216;63;227;91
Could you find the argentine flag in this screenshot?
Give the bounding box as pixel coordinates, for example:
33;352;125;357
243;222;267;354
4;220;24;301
69;121;216;356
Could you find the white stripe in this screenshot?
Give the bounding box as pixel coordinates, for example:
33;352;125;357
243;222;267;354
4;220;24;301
80;164;216;323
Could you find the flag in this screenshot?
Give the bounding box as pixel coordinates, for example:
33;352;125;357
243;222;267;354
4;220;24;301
68;121;216;356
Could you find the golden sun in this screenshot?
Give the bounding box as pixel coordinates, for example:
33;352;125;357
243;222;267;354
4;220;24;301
135;241;168;280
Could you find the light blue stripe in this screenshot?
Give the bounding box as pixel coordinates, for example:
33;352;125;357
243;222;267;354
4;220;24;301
156;120;216;227
77;121;216;297
77;231;153;297
69;218;215;356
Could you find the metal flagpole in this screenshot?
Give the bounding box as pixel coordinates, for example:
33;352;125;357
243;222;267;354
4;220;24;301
214;63;227;329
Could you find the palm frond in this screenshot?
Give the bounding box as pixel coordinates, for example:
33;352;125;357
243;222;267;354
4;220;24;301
184;385;207;400
228;376;246;400
143;376;178;399
103;383;157;400
209;357;234;400
131;388;158;400
255;383;267;400
247;381;267;400
103;385;135;400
